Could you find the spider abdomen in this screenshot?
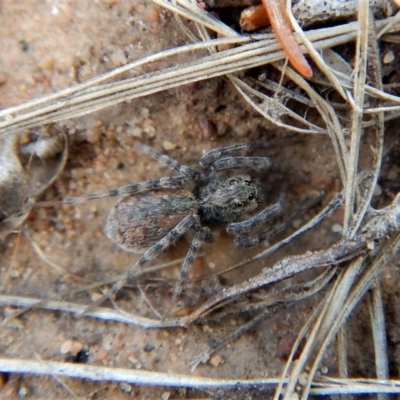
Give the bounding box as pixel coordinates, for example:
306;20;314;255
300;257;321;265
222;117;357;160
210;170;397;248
105;188;198;253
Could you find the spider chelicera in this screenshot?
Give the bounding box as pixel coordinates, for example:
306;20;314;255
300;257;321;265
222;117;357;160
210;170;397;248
57;142;283;306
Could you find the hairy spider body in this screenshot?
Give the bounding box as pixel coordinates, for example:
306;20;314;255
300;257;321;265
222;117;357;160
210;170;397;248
106;188;198;253
58;142;282;306
106;173;260;252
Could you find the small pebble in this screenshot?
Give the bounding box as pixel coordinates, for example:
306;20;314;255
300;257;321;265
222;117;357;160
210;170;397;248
373;184;382;197
60;340;72;354
18;385;29;397
143;6;160;25
91;291;105;302
119;383;132;393
19;40;29;52
162;140;177;151
383;50;395;64
143;124;156;138
143;343;155;352
127;126;142;137
86;126;102;144
140;107;150;118
175;338;182;345
321;365;329;374
258;72;267;81
39;56;55;70
207;262;216;270
331;223;342;233
70;340;83;355
9;269;20;278
298;373;307;386
161;392;171;400
128;356;142;369
210;355;222;367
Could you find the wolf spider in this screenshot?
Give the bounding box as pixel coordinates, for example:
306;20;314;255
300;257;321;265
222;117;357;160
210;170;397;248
52;142;283;307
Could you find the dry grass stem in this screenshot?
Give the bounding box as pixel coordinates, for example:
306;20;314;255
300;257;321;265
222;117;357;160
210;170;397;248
343;2;370;235
337;326;349;381
0;357;400;394
369;285;389;400
0;15;397;136
0;295;181;328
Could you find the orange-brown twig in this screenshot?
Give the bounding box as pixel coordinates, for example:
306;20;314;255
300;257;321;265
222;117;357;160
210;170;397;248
261;0;313;78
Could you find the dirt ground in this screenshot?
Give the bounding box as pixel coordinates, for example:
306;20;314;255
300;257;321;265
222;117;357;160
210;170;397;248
1;1;400;399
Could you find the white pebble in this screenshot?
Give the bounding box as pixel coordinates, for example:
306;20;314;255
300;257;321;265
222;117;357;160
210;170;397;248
60;340;72;354
9;269;20;278
373;185;382;197
383;51;395;64
298;373;307;386
18;385;29;397
120;383;132;393
162;141;177;151
331;223;342;233
210;355;222;367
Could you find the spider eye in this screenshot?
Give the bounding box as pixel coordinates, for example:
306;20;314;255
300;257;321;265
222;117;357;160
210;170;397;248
248;193;255;200
234;201;244;207
244;180;251;186
229;179;237;186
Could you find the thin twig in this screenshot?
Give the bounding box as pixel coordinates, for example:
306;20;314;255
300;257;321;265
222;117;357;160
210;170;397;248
1;357;400;394
349;13;385;237
343;1;369;236
337;326;349;387
0;295;181;328
369;284;389;400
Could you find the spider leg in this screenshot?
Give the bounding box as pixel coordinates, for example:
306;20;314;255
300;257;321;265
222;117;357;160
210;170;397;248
200;139;301;167
135;143;200;180
35;176;187;207
234;222;284;249
200;143;258;166
172;226;213;301
233;193;325;248
86;214;199;311
209;156;272;172
227;199;282;236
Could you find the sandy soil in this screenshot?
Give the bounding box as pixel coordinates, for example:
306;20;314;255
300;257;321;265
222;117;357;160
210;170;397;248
0;1;400;399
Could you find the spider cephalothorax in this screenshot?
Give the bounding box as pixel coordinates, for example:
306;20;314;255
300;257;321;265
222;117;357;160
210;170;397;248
197;174;259;224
